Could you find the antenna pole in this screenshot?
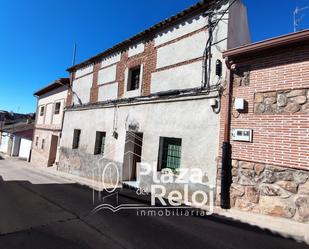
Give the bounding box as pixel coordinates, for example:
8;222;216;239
72;43;77;66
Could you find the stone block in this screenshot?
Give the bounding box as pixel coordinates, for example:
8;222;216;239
254;93;264;103
232;159;239;168
277;93;288;107
231;183;245;196
294;171;309;184
263;92;276;97
301;103;309;113
254;103;265;113
286;89;306;98
276;181;298;194
254;164;265;175
284;103;301;113
262;169;276;184
232;168;238;176
275;170;294;181
295;196;309;222
259;196;296;218
290;95;307;104
264;97;276;105
245;186;259;203
239;161;255;169
235;198;256;211
259;184;292;198
298;181;309;195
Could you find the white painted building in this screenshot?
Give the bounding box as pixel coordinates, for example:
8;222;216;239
31;78;69;167
58;1;250;193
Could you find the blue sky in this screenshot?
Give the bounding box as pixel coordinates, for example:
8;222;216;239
1;0;309;114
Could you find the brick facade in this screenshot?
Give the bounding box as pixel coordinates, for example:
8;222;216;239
218;43;309;222
66;72;75;107
90;61;101;103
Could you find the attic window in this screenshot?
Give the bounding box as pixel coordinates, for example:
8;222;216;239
127;66;141;91
54;102;61;115
40;106;45;116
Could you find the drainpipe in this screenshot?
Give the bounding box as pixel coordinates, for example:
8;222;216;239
220;58;233;209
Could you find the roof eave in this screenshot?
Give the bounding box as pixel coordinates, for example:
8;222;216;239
223;29;309;59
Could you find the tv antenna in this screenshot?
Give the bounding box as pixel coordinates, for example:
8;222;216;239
294;6;309;32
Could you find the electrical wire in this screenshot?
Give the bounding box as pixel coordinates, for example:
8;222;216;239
202;0;238;90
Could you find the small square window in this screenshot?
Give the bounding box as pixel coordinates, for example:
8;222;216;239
54;102;61;115
127;66;141;91
157;137;182;171
94;131;106;155
41;139;45;150
40;106;45;116
72;129;81;149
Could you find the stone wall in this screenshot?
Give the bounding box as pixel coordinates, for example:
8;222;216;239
254;88;309;114
58;147;122;183
218;159;309;223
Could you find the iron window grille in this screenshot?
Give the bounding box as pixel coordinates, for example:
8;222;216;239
158;137;182;171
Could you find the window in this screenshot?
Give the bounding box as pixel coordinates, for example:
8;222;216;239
94;131;106;155
158;137;182;171
41;139;45;150
35;137;39;147
72;129;81;149
54;102;61;115
40;106;45;116
127;66;141;91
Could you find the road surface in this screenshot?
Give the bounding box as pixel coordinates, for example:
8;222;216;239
0;157;308;249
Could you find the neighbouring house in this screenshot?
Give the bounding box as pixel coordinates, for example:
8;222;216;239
58;0;250;197
219;30;309;223
0;121;34;161
31;78;69;167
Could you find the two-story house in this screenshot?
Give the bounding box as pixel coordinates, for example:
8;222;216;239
31;78;69;167
58;0;250;196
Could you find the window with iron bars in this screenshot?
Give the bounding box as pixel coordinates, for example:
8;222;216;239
158;137;182;171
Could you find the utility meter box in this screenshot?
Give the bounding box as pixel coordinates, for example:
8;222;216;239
235;98;245;110
232;128;253;142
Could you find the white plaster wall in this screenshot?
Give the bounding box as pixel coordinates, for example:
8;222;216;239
128;42;145;57
52;99;65;125
60;98;220;186
98;65;117;84
72;74;93;105
18;138;32;160
151;61;203;93
0;133;10;153
154;13;207;47
98;83;118;101
75;64;93;78
45;103;53;125
37;86;68;125
101;52;121;68
156;31;206;69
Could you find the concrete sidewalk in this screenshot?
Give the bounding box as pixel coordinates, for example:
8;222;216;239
6;156;309;245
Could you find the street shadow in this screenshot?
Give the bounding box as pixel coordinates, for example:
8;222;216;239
0;177;308;249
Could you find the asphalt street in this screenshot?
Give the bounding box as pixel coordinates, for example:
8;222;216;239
0;157;308;249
